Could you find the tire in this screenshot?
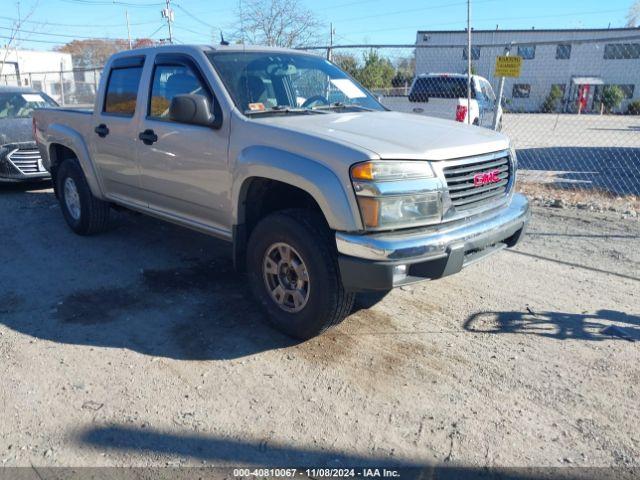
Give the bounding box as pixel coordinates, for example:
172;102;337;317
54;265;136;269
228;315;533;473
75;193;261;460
56;158;110;235
247;209;355;340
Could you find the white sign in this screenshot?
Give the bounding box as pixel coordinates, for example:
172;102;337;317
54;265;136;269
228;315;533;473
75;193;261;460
330;79;366;99
22;94;45;103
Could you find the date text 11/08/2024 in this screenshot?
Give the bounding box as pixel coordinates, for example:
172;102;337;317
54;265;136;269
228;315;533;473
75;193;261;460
232;468;401;477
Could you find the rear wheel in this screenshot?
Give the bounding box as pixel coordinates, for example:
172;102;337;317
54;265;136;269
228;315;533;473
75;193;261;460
247;209;355;340
57;159;110;235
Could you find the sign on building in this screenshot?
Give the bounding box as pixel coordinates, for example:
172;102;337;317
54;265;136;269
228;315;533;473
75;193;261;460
494;56;522;77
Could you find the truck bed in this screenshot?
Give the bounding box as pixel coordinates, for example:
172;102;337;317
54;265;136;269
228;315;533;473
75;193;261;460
33;107;94;139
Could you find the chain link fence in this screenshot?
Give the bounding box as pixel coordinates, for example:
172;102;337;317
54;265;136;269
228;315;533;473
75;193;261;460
3;37;639;204
1;67;102;108
304;37;640;203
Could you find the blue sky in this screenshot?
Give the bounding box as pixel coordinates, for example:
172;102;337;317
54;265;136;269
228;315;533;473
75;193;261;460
1;0;635;51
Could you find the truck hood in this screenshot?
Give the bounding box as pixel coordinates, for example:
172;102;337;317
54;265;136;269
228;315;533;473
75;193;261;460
261;111;509;160
0;118;35;145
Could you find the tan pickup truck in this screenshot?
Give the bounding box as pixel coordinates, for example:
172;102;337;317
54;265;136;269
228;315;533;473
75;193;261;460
33;44;530;339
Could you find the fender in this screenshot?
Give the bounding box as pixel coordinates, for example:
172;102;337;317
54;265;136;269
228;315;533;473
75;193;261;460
233;146;363;232
46;123;106;199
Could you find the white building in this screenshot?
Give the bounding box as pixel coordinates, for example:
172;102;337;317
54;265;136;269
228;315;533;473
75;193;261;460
415;28;640;113
0;49;73;102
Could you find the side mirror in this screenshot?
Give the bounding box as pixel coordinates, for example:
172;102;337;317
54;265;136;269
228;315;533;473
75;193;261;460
169;94;221;128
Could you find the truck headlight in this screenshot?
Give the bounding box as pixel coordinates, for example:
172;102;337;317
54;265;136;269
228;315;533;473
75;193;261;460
351;161;442;230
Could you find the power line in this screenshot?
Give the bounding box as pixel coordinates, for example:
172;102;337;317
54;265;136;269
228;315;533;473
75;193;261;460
57;0;163;7
344;7;629;35
336;0;499;24
0;33;131;45
0;23;125;40
147;23;166;38
173;3;217;30
0;14;158;28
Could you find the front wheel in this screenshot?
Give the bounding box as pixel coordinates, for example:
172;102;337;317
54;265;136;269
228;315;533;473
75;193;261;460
247;209;355;340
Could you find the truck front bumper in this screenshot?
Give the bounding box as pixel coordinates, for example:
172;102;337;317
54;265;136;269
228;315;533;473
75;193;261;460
336;193;531;292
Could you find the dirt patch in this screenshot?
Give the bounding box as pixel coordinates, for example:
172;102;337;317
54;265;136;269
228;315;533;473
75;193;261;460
142;261;231;294
56;287;143;325
518;182;639;216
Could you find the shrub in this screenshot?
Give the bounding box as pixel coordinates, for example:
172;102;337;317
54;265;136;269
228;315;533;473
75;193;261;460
541;85;564;113
626;100;640;115
601;85;625;113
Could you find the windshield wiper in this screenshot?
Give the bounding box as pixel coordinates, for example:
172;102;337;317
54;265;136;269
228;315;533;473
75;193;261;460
244;106;325;116
311;102;375;112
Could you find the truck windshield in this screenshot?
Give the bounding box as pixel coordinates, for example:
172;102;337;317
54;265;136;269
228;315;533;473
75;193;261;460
0;91;57;119
207;51;385;115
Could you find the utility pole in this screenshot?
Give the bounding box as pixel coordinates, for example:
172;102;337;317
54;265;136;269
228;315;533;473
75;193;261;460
327;23;334;61
161;0;174;44
16;2;21;49
466;0;472;124
125;10;132;49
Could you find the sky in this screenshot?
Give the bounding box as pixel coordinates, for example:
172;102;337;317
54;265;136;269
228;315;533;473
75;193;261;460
0;0;636;51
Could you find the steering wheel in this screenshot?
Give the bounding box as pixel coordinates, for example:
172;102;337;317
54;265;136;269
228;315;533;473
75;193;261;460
301;95;330;109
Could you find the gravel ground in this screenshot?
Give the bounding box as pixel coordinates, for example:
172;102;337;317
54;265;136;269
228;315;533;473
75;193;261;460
0;182;638;469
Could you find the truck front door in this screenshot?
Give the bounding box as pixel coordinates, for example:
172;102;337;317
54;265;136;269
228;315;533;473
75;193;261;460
135;54;230;235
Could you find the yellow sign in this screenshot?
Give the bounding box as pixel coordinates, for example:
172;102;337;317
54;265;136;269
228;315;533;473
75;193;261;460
494;56;522;77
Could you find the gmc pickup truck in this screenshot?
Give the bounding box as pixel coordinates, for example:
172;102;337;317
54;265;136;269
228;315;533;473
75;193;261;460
33;45;530;339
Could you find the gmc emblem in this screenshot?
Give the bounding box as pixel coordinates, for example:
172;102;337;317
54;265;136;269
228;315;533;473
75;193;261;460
473;169;502;187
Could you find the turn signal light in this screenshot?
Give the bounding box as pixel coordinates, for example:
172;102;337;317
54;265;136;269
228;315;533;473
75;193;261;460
351;162;375;181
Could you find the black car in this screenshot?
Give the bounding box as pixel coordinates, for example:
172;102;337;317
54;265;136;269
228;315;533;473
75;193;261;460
0;86;58;182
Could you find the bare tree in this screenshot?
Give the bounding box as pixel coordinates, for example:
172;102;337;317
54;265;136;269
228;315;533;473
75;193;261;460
626;0;640;27
234;0;323;48
0;1;39;77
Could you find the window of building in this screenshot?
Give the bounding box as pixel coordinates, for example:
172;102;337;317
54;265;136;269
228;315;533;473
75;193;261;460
463;46;480;60
604;43;640;60
32;80;43;91
512;84;531;98
556;44;571;60
148;64;211;120
615;84;636;99
104;66;143;116
517;45;536;60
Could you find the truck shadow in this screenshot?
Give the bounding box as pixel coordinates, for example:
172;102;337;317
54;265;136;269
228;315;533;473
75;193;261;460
464;309;640;341
0;201;300;360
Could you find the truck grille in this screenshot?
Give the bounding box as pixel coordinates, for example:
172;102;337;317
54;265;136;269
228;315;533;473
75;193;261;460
443;153;511;211
7;147;44;175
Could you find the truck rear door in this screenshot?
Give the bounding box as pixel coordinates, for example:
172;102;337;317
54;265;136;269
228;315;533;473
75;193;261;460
91;56;146;206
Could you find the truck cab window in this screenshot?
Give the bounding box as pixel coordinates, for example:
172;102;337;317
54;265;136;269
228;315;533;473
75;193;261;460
149;65;210;120
104;66;143;116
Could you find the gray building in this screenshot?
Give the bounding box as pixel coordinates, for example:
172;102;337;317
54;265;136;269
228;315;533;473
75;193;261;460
415;28;640;113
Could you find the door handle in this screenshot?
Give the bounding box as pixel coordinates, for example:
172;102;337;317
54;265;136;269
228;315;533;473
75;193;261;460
94;124;109;138
138;129;158;145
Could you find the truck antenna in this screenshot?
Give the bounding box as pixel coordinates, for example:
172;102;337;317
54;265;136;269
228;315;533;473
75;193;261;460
220;32;229;46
